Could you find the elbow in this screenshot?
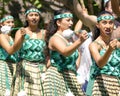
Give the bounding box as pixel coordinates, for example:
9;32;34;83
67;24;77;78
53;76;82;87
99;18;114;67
6;48;15;55
61;52;70;57
97;62;104;68
62;53;69;57
7;51;14;55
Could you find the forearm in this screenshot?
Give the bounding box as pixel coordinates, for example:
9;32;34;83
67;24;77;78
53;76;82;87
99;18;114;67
97;48;113;68
111;0;120;16
73;0;83;15
63;39;82;56
74;20;83;33
117;41;120;48
73;0;96;32
12;36;24;54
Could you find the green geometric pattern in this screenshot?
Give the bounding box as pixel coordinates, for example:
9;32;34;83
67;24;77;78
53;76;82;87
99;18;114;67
50;48;79;73
93;48;120;77
0;40;19;62
20;39;46;62
0;47;9;60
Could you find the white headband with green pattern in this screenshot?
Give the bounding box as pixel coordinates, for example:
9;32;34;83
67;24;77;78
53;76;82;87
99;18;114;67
25;9;40;15
0;16;14;23
97;15;114;22
54;13;73;20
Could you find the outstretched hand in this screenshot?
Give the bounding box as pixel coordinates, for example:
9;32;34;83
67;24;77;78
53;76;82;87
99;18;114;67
78;30;88;43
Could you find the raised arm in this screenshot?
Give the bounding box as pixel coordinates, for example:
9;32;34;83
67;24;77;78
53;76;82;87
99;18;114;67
73;0;97;32
89;39;118;68
111;0;120;16
0;28;25;54
74;20;83;33
13;28;25;53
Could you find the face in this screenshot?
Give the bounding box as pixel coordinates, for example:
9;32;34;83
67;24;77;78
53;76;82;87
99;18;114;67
26;11;40;26
57;13;73;31
2;18;15;28
97;14;114;37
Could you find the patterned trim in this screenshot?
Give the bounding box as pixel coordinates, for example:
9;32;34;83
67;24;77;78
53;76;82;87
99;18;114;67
0;16;14;23
97;15;114;22
54;13;73;20
25;9;40;15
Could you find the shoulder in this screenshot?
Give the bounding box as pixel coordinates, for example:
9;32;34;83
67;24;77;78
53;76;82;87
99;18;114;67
49;34;67;46
89;41;98;49
0;34;8;40
49;34;60;43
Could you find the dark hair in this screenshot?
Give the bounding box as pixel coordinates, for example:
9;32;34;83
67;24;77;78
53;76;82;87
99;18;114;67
92;10;113;41
24;6;41;27
46;8;72;41
45;8;72;55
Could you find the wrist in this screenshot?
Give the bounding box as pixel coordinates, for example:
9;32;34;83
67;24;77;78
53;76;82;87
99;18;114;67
24;34;30;40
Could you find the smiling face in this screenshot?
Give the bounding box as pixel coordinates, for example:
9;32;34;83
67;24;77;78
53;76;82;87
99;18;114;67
57;13;73;31
96;14;114;37
26;10;40;26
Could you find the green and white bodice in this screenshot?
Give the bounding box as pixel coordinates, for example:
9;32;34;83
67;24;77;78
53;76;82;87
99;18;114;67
0;47;9;60
50;46;79;73
99;48;120;77
0;40;19;62
20;38;46;62
93;48;120;77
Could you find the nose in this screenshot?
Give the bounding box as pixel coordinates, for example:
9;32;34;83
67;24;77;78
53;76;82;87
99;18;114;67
8;22;14;27
32;15;38;19
70;20;73;25
106;23;111;28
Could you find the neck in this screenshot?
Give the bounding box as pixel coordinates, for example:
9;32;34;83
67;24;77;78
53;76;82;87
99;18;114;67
28;26;39;32
99;36;110;45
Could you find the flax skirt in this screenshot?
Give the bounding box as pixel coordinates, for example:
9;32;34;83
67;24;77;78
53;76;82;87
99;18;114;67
11;60;46;96
92;75;120;96
0;60;14;96
43;66;85;96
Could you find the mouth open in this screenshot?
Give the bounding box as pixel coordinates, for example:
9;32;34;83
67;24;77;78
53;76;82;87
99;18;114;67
105;29;111;35
31;20;38;24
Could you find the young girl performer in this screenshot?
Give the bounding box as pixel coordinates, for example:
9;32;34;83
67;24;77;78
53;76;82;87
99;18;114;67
86;11;120;96
43;8;88;96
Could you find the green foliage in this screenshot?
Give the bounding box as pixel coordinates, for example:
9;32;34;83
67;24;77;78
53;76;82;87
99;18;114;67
34;0;42;8
24;0;42;9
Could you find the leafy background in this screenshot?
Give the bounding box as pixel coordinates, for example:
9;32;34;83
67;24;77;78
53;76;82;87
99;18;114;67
0;0;102;30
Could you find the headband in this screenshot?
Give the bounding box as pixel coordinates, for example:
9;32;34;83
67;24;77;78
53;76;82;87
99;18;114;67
54;13;73;20
25;9;41;15
0;16;14;23
97;15;114;22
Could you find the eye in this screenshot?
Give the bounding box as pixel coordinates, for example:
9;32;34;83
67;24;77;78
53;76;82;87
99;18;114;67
28;14;33;16
109;21;114;25
35;14;39;17
102;21;107;24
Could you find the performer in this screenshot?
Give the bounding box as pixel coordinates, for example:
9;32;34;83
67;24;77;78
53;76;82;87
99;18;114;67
86;11;120;96
0;14;21;95
43;8;88;96
11;6;48;96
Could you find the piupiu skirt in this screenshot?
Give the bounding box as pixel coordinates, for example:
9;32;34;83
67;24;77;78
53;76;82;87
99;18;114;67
92;74;120;96
43;66;85;96
11;60;46;96
0;60;14;95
